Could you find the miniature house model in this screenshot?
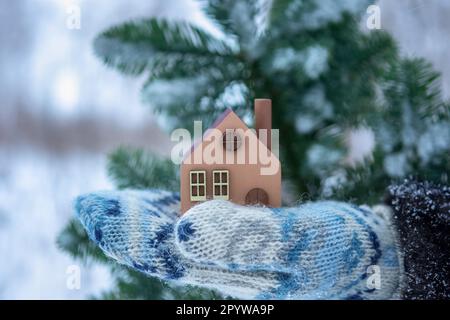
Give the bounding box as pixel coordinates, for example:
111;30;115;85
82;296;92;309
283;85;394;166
180;99;281;214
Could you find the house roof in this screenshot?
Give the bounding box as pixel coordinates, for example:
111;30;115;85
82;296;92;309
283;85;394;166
181;107;278;163
182;108;238;162
210;108;233;129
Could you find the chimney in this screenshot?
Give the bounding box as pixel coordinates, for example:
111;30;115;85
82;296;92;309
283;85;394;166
254;98;272;151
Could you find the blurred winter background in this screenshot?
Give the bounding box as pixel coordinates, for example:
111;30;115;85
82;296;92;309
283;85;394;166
0;0;449;299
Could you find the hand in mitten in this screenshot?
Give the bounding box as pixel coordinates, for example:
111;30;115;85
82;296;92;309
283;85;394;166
75;189;402;300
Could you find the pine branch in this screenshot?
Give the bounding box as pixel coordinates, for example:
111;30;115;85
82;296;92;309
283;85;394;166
93;265;223;300
94;17;237;76
108;146;179;191
95;269;174;300
268;0;373;34
141;62;249;131
323;26;397;125
201;0;270;44
57;218;109;264
269;0;299;28
324;149;391;205
382;58;448;118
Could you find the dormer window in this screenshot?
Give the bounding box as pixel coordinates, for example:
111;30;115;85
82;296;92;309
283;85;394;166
223;129;242;151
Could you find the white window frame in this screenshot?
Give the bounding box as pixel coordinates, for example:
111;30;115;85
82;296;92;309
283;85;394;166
212;170;229;200
190;170;206;201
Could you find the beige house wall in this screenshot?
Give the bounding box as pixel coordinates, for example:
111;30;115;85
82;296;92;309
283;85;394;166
180;111;281;214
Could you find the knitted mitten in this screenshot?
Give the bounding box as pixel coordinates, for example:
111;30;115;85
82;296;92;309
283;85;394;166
75;189;402;299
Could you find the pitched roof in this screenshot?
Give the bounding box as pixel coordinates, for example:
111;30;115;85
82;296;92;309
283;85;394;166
181;107;280;164
182;108;236;162
210;108;233;129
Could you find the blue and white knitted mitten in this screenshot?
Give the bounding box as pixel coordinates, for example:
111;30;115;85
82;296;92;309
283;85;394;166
75;189;403;299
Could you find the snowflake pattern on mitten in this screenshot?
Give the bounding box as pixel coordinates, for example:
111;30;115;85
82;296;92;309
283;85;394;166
75;189;403;299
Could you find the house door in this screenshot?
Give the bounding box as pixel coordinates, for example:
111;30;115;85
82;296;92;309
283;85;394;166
245;188;269;205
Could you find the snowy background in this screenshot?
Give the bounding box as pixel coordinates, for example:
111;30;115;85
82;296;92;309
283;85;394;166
0;0;449;299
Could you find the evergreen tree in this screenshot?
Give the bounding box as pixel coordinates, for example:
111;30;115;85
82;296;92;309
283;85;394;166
58;0;450;299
